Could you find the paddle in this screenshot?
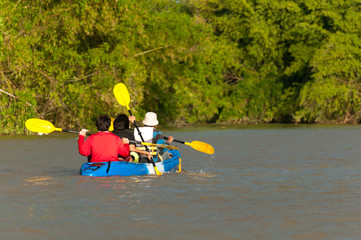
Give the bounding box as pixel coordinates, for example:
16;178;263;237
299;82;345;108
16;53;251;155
113;83;162;175
140;142;178;150
25;118;178;150
165;137;215;155
25;118;90;135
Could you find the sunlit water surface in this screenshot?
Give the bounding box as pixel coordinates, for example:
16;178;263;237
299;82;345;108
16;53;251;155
1;124;361;240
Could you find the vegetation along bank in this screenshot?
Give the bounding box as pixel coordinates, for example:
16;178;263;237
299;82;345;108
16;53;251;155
1;0;361;134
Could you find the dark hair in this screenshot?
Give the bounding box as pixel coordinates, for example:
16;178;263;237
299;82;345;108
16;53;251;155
96;115;111;131
113;114;129;131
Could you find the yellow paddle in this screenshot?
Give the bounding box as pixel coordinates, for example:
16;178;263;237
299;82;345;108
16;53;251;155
113;83;131;111
165;137;214;154
113;83;215;155
109;117;115;131
25;118;178;150
113;83;162;175
25;118;84;134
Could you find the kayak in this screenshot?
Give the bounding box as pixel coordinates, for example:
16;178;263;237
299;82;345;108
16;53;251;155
79;149;181;177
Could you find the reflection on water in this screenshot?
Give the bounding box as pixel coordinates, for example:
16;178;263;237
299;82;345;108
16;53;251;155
24;176;55;186
184;172;216;179
1;125;361;239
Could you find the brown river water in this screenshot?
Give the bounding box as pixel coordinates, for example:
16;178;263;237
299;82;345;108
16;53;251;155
1;124;361;240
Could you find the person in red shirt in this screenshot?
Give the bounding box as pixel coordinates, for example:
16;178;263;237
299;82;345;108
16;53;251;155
78;115;130;162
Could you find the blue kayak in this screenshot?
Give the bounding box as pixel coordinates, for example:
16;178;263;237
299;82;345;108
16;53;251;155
80;149;181;177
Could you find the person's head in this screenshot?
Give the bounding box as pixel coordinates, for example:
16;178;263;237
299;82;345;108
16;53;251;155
113;114;129;131
142;112;159;126
96;115;111;131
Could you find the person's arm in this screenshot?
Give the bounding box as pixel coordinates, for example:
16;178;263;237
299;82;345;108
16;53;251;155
117;137;130;157
129;144;152;158
153;130;173;144
166;136;174;144
129;116;136;124
122;137;129;144
78;131;91;156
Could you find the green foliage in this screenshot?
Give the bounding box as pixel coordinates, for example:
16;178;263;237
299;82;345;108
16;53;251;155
187;0;361;124
0;90;37;134
2;0;361;134
297;32;361;123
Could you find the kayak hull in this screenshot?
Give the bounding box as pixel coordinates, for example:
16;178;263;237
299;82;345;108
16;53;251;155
80;149;181;177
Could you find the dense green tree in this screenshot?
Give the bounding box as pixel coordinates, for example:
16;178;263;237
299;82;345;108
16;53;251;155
297;32;361;123
186;0;361;123
186;0;300;122
1;0;228;134
2;0;361;134
294;0;361;123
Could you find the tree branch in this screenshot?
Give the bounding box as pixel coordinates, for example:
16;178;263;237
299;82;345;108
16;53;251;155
133;45;171;57
0;88;33;106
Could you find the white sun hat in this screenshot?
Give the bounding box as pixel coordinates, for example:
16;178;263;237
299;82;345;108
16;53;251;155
142;112;159;126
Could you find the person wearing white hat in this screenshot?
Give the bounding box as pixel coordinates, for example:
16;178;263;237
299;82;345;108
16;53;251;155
134;112;174;143
142;112;159;126
134;112;174;162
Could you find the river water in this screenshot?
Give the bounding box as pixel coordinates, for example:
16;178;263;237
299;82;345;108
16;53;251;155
1;124;361;240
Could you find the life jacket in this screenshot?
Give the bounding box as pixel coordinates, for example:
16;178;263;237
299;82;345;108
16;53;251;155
130;146;159;163
135;146;158;155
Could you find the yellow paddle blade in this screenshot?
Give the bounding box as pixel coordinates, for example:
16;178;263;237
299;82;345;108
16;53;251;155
154;166;162;175
25;118;62;134
186;141;215;155
109;117;115;131
113;83;130;110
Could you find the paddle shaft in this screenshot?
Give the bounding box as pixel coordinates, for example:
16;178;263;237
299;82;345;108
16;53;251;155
128;109;157;166
57;129;168;148
26;118;172;151
63;130;154;146
63;129;81;134
164;136;185;144
128;110;146;143
62;129;91;136
113;83;162;174
60;129;167;147
62;127;171;148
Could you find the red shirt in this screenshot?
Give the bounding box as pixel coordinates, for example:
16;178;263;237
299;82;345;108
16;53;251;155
78;132;129;162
